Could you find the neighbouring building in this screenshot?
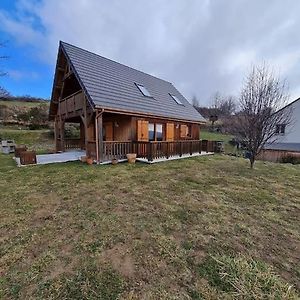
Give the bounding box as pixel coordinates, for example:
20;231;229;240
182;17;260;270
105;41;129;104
260;98;300;162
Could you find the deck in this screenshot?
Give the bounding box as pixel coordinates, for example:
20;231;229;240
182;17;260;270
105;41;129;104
15;140;219;166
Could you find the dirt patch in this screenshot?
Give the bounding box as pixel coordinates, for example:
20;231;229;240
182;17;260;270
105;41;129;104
98;243;135;279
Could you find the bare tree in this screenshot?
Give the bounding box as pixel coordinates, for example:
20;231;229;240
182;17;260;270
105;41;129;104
0;41;9;98
192;95;200;108
234;64;292;168
0;87;10;99
211;92;236;117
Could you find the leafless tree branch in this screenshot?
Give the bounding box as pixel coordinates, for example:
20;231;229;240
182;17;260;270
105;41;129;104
233;64;293;168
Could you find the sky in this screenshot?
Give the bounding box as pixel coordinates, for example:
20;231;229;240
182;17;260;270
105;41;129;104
0;0;300;105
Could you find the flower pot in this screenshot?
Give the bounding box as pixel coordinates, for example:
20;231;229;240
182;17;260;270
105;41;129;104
111;158;118;165
86;157;93;165
126;153;137;164
81;156;87;163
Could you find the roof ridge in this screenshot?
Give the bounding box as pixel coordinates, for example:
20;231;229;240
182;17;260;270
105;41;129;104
60;41;172;85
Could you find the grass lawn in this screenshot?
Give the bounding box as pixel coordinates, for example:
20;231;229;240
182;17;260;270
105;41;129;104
0;129;54;151
0;153;299;299
201;130;235;153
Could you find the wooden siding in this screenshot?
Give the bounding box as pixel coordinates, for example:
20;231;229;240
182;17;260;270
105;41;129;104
166;123;174;141
258;149;300;162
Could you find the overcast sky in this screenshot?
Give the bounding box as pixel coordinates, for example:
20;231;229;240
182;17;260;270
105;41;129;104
1;0;300;105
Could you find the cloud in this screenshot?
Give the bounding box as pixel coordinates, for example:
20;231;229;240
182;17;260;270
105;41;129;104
8;69;40;81
1;0;300;104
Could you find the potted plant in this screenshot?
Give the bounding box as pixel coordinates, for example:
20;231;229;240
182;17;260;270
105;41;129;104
86;157;93;165
126;153;137;164
81;156;87;163
111;158;118;165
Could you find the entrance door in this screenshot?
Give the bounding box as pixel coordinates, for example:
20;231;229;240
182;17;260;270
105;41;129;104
104;122;113;141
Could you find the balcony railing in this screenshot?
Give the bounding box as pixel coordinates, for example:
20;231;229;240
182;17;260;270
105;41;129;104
133;140;215;161
84;140;218;162
65;138;84;150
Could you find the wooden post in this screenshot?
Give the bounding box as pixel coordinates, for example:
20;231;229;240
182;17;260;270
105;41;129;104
60;118;65;152
147;142;153;162
97;112;104;162
199;140;202;154
166;142;169;159
54;117;59;152
83;96;88;151
80;121;85;150
190;141;193;155
179;141;183;157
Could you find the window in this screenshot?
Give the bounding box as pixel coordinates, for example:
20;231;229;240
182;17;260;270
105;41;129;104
148;123;163;141
136;83;152;97
170;94;184;105
148;123;155;141
156;124;163;141
275;124;286;135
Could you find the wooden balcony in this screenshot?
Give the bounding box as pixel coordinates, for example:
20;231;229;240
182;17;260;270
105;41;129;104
59;90;84;117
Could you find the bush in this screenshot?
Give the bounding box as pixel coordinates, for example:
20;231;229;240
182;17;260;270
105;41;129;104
17;104;49;128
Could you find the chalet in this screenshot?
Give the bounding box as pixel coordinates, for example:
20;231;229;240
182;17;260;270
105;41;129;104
260;98;300;162
49;41;208;163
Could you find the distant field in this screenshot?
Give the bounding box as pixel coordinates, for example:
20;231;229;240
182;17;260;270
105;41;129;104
0;100;50;107
0;100;49;107
0;154;299;299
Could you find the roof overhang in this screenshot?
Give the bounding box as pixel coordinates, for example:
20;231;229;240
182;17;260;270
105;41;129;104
95;105;206;124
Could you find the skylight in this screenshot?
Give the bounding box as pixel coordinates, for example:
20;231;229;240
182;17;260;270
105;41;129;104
170;94;184;105
136;83;152;97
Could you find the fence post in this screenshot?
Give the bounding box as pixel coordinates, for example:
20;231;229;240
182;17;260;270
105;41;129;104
166;142;169;159
179;141;183;157
147;142;153;162
199;140;202;154
190;141;193;155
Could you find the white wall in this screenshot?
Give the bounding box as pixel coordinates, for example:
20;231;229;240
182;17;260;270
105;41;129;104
275;99;300;143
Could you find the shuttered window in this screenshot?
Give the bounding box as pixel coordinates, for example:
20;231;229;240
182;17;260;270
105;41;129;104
180;125;187;138
166;123;174;141
137;120;149;141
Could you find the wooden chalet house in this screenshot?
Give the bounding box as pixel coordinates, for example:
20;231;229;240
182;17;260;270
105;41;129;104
49;41;207;163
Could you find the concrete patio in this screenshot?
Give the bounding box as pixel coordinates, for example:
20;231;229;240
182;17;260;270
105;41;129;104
15;150;85;166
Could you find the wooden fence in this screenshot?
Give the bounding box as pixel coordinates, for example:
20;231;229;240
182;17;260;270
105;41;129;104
84;140;217;162
65;138;84;150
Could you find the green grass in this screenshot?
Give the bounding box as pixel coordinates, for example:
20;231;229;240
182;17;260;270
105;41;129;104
0;153;299;299
201;130;233;143
201;130;235;153
0;128;53;151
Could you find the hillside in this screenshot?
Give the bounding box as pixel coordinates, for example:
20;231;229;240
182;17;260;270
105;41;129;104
0;154;299;299
0;97;49;127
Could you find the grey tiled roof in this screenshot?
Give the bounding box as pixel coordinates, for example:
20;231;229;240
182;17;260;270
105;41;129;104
264;143;300;152
61;41;205;122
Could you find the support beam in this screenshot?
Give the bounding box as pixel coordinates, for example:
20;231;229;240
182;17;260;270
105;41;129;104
60;118;65;152
82;96;88;151
97;111;104;163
